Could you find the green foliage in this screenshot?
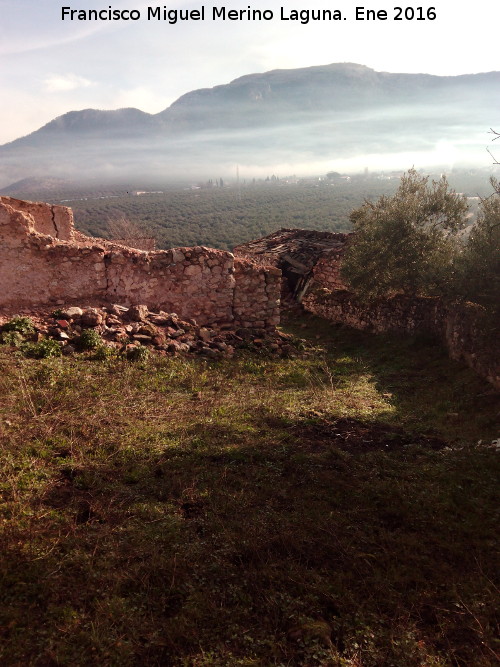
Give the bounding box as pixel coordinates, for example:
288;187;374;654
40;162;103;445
2;316;35;335
92;344;114;361
22;338;62;358
0;330;24;347
67;180;396;250
126;344;150;362
455;184;500;316
77;329;103;351
342;169;468;299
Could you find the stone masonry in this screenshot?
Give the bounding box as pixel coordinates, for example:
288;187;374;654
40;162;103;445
0;196;281;328
237;228;499;389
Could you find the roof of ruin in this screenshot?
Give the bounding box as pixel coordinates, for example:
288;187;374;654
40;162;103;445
234;228;352;270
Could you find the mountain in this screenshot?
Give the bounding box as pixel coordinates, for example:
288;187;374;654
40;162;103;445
1;63;499;184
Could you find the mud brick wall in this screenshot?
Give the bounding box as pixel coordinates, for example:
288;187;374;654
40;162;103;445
0;197;281;328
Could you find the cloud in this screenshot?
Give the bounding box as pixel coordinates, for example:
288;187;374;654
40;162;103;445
44;73;93;92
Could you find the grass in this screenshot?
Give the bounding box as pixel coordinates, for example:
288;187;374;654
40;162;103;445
0;313;498;666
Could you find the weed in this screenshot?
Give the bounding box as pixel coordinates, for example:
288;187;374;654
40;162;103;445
21;338;62;358
0;330;24;347
126;344;150;362
2;315;35;335
77;328;103;351
92;344;114;361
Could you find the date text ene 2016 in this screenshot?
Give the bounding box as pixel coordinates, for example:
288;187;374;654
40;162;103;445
356;7;437;20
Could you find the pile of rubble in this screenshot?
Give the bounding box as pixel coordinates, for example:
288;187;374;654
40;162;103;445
0;304;300;360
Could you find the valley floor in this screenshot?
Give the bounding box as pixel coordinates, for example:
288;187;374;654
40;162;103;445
0;313;498;666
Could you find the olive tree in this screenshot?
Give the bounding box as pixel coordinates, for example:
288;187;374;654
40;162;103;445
341;168;468;300
456;181;500;314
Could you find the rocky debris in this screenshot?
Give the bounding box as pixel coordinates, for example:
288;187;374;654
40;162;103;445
59;306;83;320
126;304;149;322
0;304;303;360
81;307;104;327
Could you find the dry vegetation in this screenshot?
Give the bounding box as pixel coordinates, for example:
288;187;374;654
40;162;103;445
0;313;498;666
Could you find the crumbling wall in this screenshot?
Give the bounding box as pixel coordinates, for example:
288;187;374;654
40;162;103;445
311;250;350;291
0;195;74;241
303;287;500;389
104;245;236;324
233;258;281;328
0;197;281;327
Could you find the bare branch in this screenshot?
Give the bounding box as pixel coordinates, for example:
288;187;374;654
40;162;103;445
486;146;500;165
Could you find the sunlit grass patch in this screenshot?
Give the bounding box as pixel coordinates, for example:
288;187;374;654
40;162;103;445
0;317;498;666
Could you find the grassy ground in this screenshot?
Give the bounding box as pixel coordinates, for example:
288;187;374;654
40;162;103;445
0;313;498;666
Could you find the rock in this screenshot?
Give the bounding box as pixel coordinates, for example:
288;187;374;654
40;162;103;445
138;323;158;336
171;249;185;263
199;327;212;342
236;328;252;339
109;304;129;316
152;334;166;346
200;347;220;359
149;314;170;326
127;304;149;322
56;319;70;329
169;328;185;339
81;307;104;327
166;341;181;354
60;307;83;320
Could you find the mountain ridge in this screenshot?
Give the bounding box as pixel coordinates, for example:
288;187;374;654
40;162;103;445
1;62;499;183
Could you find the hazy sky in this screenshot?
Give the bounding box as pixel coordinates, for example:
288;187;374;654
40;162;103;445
0;0;498;145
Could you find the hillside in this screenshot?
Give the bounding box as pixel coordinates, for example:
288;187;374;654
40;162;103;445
1;63;499;184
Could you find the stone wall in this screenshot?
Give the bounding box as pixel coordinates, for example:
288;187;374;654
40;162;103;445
233;258;281;328
303;287;500;389
0;197;281;328
1;196;74;241
311;249;349;291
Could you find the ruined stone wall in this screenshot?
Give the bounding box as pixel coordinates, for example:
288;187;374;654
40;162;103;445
0;198;281;328
303;287;500;389
233;258;281;328
111;238;157;251
311;250;349;291
0;196;74;241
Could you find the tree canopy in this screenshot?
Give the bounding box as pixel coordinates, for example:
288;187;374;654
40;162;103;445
456;179;500;316
341;169;468;299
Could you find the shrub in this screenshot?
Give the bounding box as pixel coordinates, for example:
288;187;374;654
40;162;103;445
126;345;150;362
22;339;62;359
0;330;24;347
2;316;35;335
93;345;114;361
78;329;103;351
